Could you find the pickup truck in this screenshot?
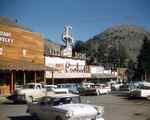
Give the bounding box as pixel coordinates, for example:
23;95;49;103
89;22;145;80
8;83;70;103
8;83;47;103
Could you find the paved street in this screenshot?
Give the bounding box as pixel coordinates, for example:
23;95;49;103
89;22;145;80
81;95;150;120
0;94;150;120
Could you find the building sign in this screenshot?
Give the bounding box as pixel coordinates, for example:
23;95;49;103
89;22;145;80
65;63;88;73
0;31;14;44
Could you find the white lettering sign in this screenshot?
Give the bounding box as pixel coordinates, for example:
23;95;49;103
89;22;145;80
0;31;14;44
65;63;88;73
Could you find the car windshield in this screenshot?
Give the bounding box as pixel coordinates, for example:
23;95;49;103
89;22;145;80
40;96;81;106
52;96;80;106
23;85;35;89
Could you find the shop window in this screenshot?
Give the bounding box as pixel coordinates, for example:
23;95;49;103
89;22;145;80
0;48;3;55
22;48;27;57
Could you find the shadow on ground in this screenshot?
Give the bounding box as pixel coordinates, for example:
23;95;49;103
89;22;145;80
9;116;32;120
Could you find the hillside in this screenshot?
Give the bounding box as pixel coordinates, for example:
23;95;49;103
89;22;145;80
85;24;150;64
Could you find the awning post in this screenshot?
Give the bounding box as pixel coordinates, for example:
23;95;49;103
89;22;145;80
11;71;14;93
44;71;46;84
52;71;54;85
34;71;37;83
23;71;26;85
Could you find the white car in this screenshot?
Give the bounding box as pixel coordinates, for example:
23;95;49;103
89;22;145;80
130;82;150;99
27;94;104;120
8;83;46;103
57;83;80;94
44;85;69;94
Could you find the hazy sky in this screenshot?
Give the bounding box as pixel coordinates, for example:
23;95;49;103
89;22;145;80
0;0;150;43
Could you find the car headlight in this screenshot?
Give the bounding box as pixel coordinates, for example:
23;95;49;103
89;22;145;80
65;111;73;118
95;106;104;117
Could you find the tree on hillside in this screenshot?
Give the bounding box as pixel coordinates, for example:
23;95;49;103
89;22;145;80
126;60;137;81
137;36;150;80
96;41;128;69
72;40;87;56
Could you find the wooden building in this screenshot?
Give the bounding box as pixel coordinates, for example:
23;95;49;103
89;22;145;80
0;20;52;95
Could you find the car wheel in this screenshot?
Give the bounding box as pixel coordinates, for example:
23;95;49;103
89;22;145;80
56;116;63;120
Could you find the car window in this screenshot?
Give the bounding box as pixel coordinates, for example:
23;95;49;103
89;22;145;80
53;97;72;106
52;96;80;106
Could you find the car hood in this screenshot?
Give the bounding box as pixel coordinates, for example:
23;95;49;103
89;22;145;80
53;103;97;117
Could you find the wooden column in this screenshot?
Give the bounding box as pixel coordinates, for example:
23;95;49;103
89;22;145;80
11;71;14;93
23;71;26;85
52;71;54;85
34;71;37;83
44;71;46;84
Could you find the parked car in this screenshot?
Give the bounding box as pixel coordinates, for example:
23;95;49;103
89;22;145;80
81;82;95;88
119;84;131;91
44;85;69;94
79;87;98;96
130;82;150;99
96;84;111;95
27;93;104;120
79;84;111;96
111;83;123;91
8;83;46;103
57;83;80;94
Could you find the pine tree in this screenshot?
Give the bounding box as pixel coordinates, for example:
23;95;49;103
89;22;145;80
137;36;150;80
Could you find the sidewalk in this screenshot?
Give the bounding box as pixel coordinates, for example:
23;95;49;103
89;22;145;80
0;95;10;104
0;112;9;120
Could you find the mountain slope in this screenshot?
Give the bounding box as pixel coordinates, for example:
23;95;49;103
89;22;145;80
85;24;150;63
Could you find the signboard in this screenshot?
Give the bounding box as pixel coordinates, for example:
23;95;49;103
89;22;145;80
0;31;14;44
65;63;88;73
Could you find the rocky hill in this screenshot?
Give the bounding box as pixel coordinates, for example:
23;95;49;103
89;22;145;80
85;24;150;63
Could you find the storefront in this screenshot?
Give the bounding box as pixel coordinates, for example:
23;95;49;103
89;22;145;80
0;23;53;95
45;56;91;84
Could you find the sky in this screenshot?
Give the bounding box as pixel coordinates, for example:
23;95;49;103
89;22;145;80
0;0;150;43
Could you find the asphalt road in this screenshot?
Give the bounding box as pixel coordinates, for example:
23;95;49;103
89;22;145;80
0;94;150;120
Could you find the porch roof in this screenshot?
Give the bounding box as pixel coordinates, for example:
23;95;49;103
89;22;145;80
0;59;56;71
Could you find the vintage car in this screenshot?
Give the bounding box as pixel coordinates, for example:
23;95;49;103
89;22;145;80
130;82;150;99
57;83;80;94
79;84;111;96
44;85;69;94
27;93;104;120
8;83;46;103
8;83;70;103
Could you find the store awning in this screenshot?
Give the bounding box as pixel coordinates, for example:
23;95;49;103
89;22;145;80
0;59;57;71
